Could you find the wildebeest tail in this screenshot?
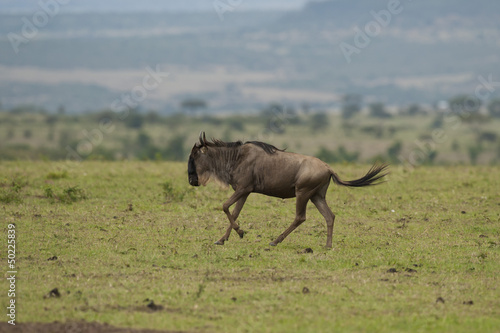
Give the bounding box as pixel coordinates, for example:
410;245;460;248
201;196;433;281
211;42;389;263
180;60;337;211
330;163;389;187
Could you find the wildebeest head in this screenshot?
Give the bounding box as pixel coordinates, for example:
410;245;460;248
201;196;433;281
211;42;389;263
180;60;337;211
188;132;211;186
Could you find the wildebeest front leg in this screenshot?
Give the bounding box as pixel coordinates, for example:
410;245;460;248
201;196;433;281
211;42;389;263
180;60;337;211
215;191;249;245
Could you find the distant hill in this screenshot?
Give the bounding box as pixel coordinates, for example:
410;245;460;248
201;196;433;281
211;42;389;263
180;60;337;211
0;0;306;13
276;0;500;29
1;0;499;113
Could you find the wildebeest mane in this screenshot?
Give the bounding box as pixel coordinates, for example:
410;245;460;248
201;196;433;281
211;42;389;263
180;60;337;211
204;139;244;148
202;138;283;155
245;141;283;154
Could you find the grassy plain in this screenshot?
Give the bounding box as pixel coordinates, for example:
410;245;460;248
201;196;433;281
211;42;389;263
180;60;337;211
1;161;499;332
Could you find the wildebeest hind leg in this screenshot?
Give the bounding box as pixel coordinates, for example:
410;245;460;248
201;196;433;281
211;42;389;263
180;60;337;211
311;194;336;249
270;193;309;246
216;192;249;245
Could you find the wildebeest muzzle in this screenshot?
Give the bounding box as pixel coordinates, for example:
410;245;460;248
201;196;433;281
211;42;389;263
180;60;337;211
189;175;199;186
188;156;199;186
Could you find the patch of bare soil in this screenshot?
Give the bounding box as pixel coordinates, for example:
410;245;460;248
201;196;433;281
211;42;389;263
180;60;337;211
0;322;186;333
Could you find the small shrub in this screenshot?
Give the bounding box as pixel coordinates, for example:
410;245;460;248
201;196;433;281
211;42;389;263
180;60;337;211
61;186;86;203
44;185;86;204
162;181;174;195
46;170;68;180
468;145;483;165
387;141;403;163
44;186;55;199
162;181;185;202
10;177;28;191
0;190;22;204
0;178;26;204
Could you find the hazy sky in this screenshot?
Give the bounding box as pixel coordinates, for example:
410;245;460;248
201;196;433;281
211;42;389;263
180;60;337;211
0;0;308;13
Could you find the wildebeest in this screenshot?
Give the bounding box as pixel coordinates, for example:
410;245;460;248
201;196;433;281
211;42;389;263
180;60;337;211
188;132;388;248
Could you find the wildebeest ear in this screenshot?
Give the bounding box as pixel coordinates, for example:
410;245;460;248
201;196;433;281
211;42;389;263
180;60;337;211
200;146;207;154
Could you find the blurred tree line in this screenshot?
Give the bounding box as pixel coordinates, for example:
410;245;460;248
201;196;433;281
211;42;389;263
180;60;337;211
1;94;500;164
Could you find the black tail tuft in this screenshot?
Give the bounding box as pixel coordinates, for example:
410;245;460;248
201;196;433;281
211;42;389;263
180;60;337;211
331;163;389;187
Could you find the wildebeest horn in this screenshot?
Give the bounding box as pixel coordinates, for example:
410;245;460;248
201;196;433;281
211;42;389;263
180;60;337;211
199;131;204;145
199;131;207;146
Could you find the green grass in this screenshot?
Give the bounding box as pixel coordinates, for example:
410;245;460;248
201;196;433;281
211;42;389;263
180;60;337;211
1;161;499;332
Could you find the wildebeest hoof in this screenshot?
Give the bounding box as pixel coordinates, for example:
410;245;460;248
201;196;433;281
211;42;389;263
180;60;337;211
269;242;277;246
214;240;225;245
237;230;245;239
